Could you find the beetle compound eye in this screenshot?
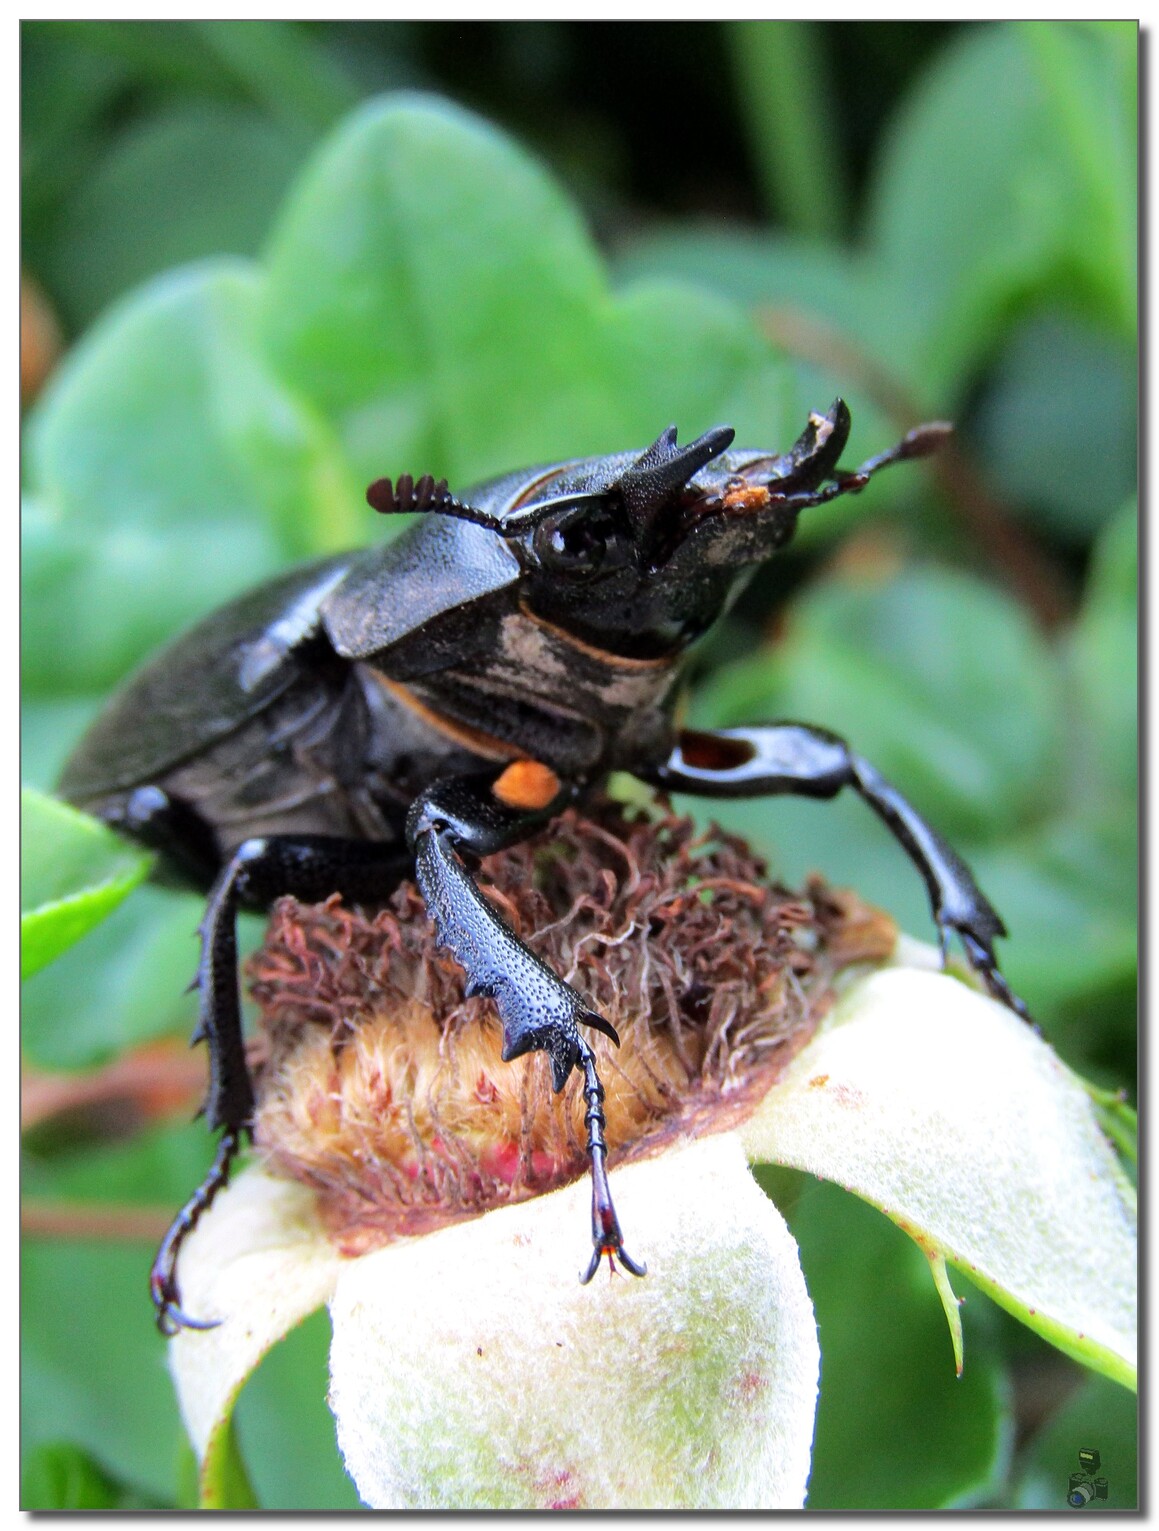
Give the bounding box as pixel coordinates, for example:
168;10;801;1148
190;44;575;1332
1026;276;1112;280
533;514;608;574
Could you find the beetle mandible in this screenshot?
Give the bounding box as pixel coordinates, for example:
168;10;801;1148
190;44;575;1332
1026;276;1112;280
59;399;1029;1334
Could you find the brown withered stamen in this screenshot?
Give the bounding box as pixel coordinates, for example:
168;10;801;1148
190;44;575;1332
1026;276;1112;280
246;801;895;1255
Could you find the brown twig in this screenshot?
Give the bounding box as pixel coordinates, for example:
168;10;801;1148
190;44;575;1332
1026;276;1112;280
22;1199;175;1243
21;1038;204;1134
758;305;1073;629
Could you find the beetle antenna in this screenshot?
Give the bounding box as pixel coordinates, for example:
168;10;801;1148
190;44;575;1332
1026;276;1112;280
734;418;954;517
366;473;614;539
367;473;481;520
828;419;953;484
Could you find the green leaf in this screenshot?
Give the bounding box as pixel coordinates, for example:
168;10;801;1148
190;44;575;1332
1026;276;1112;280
21;1238;186;1505
24;262;357;695
1086;1091;1136;1173
260;95;777;489
22;1116;219;1206
20;696;101;792
1019;22;1136;334
199;1417;260;1510
613;227;947;543
866;25;1130;398
195;20;361;137
970;313;1135;542
770;1174;1009;1508
42;103;309;330
22;883;198;1069
971;813;1136;1019
20;1122;245;1505
1067;500;1137;802
21;1441;166;1510
22;888;260;1072
21;788;151;980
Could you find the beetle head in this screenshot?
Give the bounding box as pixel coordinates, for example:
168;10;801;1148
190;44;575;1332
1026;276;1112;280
368;402;949;659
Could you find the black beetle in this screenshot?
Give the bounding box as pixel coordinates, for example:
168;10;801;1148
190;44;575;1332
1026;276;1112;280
59;399;1028;1333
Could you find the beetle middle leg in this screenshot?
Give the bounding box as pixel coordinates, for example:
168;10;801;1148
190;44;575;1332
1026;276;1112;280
153;832;413;1334
642;723;1029;1021
406;769;646;1282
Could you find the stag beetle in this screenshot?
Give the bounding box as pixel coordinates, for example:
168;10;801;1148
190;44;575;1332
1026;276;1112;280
59;399;1028;1335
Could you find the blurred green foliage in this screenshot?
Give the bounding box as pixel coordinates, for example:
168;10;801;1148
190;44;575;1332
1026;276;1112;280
21;20;1136;1511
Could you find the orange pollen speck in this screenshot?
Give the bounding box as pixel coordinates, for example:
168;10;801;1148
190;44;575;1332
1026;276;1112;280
492;759;561;811
721;485;772;513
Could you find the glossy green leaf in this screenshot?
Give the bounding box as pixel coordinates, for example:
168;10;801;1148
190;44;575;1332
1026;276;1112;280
260;95;778;489
21;788;152;980
24;262;357;694
22;887;262;1072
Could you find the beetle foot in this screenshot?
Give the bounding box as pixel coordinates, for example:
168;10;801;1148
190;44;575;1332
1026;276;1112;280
150;1259;222;1338
575;1038;646;1285
149;1126;244;1336
940;922;1032;1025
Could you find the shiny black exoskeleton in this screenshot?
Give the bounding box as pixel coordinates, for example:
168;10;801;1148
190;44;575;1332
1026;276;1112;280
59;400;1028;1334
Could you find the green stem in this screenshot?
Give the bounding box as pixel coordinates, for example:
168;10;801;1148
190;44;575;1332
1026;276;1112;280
200;1415;260;1510
725;21;847;239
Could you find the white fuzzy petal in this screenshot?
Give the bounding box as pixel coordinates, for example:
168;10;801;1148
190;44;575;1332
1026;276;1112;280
741;968;1136;1384
168;1167;344;1467
327;1133;819;1509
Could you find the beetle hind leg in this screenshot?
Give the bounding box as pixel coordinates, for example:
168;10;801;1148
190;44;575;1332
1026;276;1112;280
157;833;412;1335
150;1127;244;1335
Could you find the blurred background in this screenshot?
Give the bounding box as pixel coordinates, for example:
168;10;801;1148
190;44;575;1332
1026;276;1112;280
21;20;1136;1511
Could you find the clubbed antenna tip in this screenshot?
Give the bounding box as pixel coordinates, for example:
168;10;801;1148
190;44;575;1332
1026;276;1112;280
898;421;954;460
366;473;453;516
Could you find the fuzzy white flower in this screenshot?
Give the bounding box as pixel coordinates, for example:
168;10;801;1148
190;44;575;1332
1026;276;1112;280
164;812;1136;1510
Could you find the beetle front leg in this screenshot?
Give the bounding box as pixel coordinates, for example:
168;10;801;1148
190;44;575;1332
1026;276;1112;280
406;769;646;1281
154;833;412;1334
642;724;1029;1021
